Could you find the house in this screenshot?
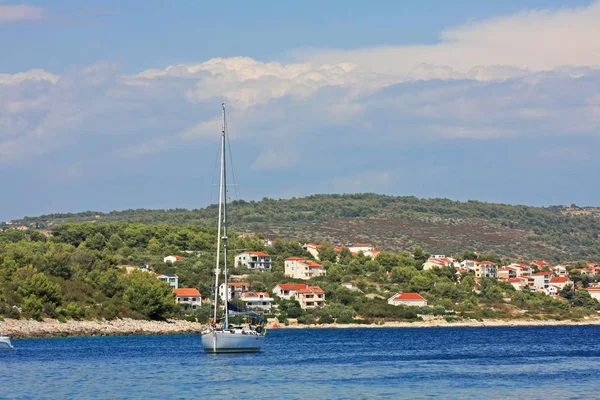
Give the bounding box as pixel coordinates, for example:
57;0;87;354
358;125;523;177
284;257;326;280
531;260;550;270
157;274;178;289
387;292;427;307
545;286;559;297
552;265;568;277
587;286;600;301
218;282;251;301
475;261;497;278
348;243;374;254
234;251;272;271
497;267;517;281
295;286;326;310
531;271;552;290
508;277;529;291
423;257;454;270
240;292;274;312
460;260;478;271
163;255;183;263
303;243;322;260
272;283;325;309
15;225;28;231
362;248;380;259
549;276;572;289
173;288;202;310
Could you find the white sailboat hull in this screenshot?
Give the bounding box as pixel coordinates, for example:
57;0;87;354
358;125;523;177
201;331;264;353
0;336;13;350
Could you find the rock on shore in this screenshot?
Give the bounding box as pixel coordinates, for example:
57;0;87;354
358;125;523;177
2;318;203;338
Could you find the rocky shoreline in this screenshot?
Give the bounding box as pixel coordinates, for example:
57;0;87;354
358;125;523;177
3;317;600;338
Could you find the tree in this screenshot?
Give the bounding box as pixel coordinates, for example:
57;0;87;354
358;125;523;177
147;237;162;255
318;242;337;263
107;234;125;252
85;233;107;251
413;247;429;265
123;272;178;320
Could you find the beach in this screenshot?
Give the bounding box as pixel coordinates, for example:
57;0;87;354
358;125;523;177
3;316;600;338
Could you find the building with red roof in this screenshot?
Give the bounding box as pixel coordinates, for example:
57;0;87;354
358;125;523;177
387;292;427;307
163;255;183;263
234;251;272;271
240;291;274;311
273;283;326;309
173;288;202;310
284;257;326;280
549;275;572;289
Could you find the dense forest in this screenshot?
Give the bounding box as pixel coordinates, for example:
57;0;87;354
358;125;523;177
1;221;599;324
6;194;600;260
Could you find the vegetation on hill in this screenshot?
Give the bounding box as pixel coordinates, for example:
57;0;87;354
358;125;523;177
1;222;599;324
6;194;600;260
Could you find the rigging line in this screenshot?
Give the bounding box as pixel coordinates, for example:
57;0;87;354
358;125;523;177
224;115;241;201
210;136;222;206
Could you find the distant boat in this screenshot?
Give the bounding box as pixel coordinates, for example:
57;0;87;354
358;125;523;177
201;104;266;353
0;322;13;350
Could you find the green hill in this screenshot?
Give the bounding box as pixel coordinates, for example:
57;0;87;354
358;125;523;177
6;193;600;261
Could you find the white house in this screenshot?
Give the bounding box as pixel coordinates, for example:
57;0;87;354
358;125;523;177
461;260;479;271
387;292;427;307
531;271;552;289
549;276;572;289
348;243;374;254
218;282;251;301
508;277;529;291
302;243;321;260
475;261;497;278
284;257;326;280
423;257;454;270
163;255;183;263
234;251;272;271
240;292;274;312
272;283;326;309
156;274;178;289
173;288;202;310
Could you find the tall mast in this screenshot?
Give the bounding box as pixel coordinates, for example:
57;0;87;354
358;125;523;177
222;103;230;330
212;104;226;325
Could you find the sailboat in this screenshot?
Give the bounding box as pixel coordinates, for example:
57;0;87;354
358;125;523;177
201;104;266;353
0;322;13;350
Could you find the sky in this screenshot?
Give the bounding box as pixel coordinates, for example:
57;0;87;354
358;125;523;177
1;0;599;221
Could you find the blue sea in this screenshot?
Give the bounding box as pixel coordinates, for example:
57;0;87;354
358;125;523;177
1;326;600;399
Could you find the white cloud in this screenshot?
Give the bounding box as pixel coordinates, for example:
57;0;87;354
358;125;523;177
300;1;600;75
0;4;45;23
0;69;59;85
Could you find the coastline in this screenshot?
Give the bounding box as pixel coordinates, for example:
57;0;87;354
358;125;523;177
3;317;600;338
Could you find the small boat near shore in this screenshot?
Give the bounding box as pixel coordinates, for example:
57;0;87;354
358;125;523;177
0;322;14;350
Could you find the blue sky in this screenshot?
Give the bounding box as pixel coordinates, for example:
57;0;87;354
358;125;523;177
1;1;599;221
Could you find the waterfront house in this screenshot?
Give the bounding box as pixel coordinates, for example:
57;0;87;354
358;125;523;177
272;283;326;309
157;274;178;289
387;292;427;307
240;291;274;312
284;257;326;280
173;288;202;310
234;251;272;271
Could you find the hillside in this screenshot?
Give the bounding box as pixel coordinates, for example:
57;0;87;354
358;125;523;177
6;194;600;261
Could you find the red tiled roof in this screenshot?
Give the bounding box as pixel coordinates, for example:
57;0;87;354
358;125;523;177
241;291;270;298
173;288;201;297
533;271;552;276
248;251;270;257
508;278;523;283
228;282;250;287
276;283;308;291
550;276;569;283
285;257;304;260
479;261;496;265
393;292;425;301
